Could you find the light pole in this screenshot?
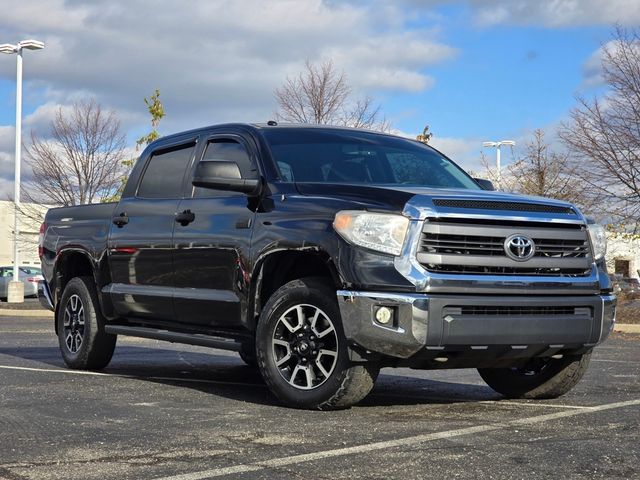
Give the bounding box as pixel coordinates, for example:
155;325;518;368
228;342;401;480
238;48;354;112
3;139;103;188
482;140;515;190
0;39;45;303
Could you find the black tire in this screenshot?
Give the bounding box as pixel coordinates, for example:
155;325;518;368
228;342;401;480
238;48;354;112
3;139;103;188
239;341;257;367
256;278;379;410
57;276;117;370
478;352;592;399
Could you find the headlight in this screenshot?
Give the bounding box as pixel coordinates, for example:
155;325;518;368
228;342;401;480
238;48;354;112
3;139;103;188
587;223;607;260
334;211;409;256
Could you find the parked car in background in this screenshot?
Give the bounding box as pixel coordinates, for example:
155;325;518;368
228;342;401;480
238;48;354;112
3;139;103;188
0;266;44;300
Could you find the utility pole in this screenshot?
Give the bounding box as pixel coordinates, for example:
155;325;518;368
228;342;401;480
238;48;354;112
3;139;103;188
0;40;45;302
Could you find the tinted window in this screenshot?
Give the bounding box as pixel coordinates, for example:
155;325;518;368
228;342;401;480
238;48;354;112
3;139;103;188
193;139;256;197
137;143;195;198
262;129;480;190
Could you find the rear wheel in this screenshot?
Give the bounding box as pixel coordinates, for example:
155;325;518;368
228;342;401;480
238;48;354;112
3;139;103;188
57;277;117;370
256;278;378;410
478;352;591;399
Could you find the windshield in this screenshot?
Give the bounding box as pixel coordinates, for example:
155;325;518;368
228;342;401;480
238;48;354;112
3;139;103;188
263;129;480;190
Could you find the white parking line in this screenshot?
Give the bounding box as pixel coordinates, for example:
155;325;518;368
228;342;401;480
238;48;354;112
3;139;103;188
153;399;640;480
369;394;591;409
592;359;635;364
0;365;112;376
478;400;592;409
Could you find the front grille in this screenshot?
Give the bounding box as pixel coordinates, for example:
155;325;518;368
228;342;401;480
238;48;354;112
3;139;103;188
432;199;576;215
418;219;592;277
422;234;589;258
447;305;587;316
428;265;590;276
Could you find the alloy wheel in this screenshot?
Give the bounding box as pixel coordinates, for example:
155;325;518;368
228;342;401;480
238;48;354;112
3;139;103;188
271;304;339;390
63;294;85;354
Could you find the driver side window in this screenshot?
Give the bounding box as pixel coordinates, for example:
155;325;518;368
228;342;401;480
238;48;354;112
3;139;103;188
193;139;256;198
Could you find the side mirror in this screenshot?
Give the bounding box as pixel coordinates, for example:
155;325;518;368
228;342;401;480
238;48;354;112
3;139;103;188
192;161;262;195
474;178;495;191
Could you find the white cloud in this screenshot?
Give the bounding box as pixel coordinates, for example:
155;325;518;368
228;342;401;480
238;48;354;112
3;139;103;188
582;44;609;88
581;39;640;89
396;0;640;27
468;0;640;28
0;0;456;130
0;0;460;198
430;136;484;170
0;127;16;181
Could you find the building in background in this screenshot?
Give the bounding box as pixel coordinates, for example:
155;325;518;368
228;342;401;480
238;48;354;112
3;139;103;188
606;232;640;280
0;201;49;266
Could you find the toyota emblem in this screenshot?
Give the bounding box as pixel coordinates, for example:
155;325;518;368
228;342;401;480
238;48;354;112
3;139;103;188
504;234;535;261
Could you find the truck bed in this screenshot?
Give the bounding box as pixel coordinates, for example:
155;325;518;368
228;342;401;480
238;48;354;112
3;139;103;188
43;202;117;265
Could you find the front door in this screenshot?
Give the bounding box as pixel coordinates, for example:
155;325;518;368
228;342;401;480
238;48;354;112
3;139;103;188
172;135;258;328
107;140;197;322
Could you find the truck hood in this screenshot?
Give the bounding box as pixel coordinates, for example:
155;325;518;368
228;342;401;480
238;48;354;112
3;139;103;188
294;182;580;220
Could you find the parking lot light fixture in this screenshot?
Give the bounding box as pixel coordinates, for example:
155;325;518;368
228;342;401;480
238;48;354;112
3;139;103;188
482;140;515;190
0;44;18;54
1;39;45;302
18;40;45;51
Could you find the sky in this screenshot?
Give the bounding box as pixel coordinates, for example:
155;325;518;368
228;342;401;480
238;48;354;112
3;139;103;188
1;0;639;198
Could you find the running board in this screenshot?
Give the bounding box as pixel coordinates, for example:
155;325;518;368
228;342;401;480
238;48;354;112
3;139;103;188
103;325;242;352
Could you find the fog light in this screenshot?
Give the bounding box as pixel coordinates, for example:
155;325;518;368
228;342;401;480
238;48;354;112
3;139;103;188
375;306;393;325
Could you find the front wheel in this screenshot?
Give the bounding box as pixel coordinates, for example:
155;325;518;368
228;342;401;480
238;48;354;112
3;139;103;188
256;278;379;410
57;276;117;370
478;352;591;399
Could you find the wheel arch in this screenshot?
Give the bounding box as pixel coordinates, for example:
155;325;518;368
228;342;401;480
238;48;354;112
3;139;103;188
248;249;344;331
52;249;98;334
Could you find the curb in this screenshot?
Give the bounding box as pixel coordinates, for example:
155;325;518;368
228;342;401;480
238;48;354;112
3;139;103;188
0;309;53;317
614;323;640;334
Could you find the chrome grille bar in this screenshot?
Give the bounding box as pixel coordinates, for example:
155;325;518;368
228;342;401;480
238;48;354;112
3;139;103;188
419;219;592;276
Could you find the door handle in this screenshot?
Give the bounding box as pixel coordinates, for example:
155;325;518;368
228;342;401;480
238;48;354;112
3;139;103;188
112;212;129;228
175;209;195;226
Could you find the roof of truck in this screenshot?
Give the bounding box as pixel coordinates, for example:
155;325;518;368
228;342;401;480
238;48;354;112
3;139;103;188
148;122;408;147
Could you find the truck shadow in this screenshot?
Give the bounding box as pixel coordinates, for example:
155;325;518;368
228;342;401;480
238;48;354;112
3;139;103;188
0;345;500;407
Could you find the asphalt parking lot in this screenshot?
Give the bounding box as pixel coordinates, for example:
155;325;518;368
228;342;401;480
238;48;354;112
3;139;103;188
0;313;638;480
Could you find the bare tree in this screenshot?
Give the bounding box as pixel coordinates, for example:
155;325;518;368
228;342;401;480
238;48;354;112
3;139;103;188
558;26;640;230
476;129;594;212
508;130;590;206
25;99;126;206
274;60;390;131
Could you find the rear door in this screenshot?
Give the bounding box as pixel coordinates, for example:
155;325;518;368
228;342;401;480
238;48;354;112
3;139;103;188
172;133;259;328
107;138;197;322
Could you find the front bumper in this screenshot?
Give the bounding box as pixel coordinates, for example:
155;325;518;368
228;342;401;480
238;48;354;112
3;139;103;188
337;291;616;359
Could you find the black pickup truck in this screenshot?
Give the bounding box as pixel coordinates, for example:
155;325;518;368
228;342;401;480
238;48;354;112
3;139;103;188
39;123;616;410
